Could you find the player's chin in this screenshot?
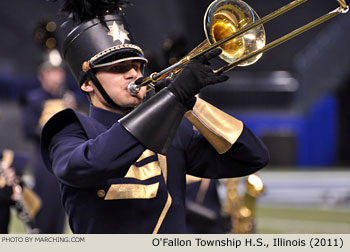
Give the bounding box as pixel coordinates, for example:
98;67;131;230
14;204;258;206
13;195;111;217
127;97;143;108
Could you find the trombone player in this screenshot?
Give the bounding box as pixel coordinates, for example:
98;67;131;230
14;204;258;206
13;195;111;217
40;0;269;233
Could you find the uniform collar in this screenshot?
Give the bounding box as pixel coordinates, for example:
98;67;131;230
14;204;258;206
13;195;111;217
89;104;124;128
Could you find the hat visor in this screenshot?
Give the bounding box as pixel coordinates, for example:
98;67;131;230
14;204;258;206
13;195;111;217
91;47;148;69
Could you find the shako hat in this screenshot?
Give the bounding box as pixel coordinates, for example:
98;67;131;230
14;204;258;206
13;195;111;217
59;0;147;85
33;18;64;71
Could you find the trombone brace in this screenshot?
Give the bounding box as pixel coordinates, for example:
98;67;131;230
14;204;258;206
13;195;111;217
119;88;187;154
185;98;243;154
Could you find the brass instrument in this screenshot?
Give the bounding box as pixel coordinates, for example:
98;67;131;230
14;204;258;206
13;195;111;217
128;0;349;94
223;174;264;233
0;150;42;234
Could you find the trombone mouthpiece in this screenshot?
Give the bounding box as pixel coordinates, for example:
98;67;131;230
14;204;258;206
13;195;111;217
128;82;140;96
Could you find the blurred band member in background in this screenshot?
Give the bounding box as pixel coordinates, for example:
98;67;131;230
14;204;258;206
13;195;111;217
21;61;76;233
0;149;41;234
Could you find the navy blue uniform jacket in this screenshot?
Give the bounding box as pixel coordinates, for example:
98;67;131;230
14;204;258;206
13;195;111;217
41;105;268;233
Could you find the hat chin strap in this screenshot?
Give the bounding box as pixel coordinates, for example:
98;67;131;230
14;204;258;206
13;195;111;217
86;69;133;112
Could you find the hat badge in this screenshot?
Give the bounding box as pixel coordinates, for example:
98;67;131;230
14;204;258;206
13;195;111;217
107;21;130;43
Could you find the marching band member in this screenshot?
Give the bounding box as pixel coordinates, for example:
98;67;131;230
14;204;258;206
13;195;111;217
40;0;269;233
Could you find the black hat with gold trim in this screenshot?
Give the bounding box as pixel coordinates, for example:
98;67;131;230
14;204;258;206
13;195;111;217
58;0;147;108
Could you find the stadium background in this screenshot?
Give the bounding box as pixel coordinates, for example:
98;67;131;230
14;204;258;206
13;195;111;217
0;0;349;233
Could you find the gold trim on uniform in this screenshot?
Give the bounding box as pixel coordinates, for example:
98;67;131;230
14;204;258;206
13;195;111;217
137;149;156;161
152;154;171;233
185;175;210;204
157;154;167;183
92;56;148;69
152;192;172;234
105;150;172;233
185;98;243;154
186;175;202;184
124;162;162;181
124;150;161;181
196;179;210;203
87;43;148;69
104;182;159;200
39;99;67;127
90;44;144;62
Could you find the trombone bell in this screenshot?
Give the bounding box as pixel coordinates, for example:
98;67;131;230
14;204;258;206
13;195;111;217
129;0;348;95
204;0;266;66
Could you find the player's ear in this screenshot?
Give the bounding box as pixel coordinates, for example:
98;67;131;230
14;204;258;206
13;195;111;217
81;79;94;93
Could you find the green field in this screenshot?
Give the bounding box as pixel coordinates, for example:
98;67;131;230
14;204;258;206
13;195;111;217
8;206;350;234
8;209;72;234
256;206;350;234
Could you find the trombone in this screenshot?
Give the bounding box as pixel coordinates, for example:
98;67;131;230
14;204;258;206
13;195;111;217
128;0;349;95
